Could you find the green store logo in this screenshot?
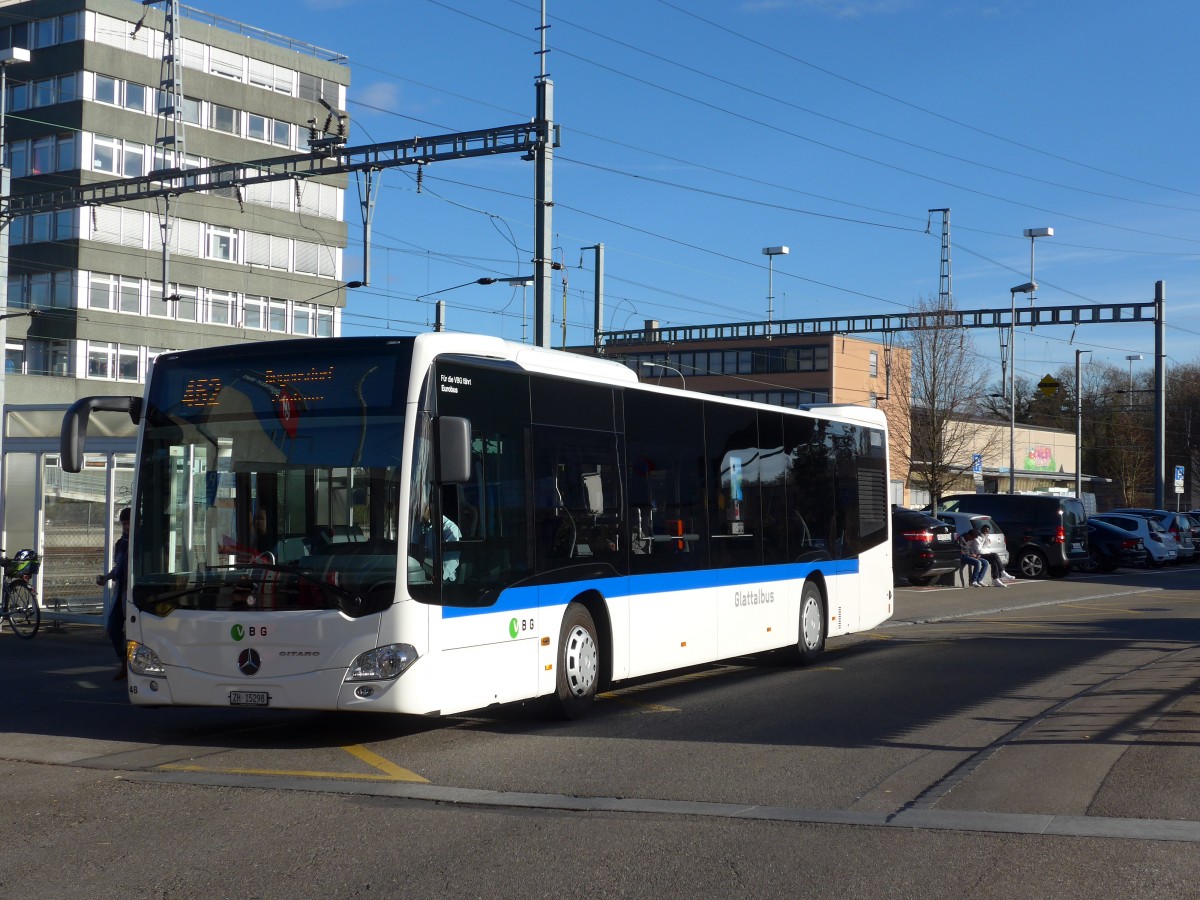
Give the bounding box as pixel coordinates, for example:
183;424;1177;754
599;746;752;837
231;624;245;641
508;618;519;639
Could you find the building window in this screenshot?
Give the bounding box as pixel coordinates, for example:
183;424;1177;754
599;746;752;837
87;341;116;379
211;103;239;134
7;81;27;112
89;273;116;310
206;225;237;261
210;47;244;81
31;137;53;175
33;17;56;48
123;81;148;112
94;74;118;105
92;135;118;173
119;276;140;314
207;290;234;325
122;142;144;178
292;303;313;335
5;340;25;375
175;285;198;322
869;350;879;378
56;134;76;171
316;308;333;337
8;141;25;177
247;113;268;142
51;271;74;307
148;284;169;318
118;344;139;381
243;296;265;330
28;338;71;377
272;120;291;147
269;300;287;333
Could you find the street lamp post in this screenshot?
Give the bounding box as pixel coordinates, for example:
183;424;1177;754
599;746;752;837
640;360;686;390
1008;281;1036;493
761;246;789;327
1075;348;1091;499
1006;227;1052;494
1125;353;1143;410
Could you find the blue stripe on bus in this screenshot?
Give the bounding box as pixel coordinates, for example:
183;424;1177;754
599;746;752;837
440;558;860;618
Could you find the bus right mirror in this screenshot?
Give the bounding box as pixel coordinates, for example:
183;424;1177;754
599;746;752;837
436;416;472;484
60;396;141;473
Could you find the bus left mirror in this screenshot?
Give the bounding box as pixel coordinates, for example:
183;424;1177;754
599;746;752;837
436;416;472;484
60;396;141;473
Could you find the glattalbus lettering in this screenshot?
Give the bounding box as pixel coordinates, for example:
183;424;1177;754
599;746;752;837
733;587;775;607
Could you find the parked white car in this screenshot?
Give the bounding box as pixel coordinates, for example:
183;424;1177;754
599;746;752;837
1091;513;1178;567
934;511;1010;570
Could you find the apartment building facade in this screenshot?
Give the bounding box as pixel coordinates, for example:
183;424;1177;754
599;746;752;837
0;0;350;602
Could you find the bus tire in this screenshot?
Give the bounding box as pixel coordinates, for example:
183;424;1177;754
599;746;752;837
554;603;600;719
795;580;826;665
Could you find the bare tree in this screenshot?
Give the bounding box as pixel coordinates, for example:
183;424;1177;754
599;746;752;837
894;295;990;508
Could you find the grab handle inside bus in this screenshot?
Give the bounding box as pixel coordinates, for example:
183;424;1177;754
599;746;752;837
60;395;142;473
436;416;472;484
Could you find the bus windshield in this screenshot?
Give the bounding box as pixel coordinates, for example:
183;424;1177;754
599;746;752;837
132;339;411;617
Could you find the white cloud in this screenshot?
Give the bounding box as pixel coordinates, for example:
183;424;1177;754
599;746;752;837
355;82;401;112
739;0;911;17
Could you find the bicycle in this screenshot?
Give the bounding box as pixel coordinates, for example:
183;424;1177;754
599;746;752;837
0;549;40;639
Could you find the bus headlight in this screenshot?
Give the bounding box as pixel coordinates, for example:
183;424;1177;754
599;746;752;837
128;643;166;676
345;643;418;681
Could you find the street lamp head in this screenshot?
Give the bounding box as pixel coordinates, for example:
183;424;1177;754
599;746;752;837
761;246;789;257
1023;227;1054;239
0;47;30;66
1010;281;1037;295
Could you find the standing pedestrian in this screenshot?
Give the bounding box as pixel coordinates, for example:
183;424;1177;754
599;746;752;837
96;507;130;680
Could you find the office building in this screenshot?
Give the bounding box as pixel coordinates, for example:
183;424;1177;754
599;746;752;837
0;0;350;605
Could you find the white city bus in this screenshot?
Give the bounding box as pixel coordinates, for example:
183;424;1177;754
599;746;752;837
62;332;893;717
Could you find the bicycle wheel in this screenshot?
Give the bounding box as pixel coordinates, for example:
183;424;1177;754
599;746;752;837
5;581;39;639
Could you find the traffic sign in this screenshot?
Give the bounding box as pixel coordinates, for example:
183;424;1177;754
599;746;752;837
1175;465;1185;494
1037;374;1060;398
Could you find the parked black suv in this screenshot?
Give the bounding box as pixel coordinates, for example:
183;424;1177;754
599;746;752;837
892;506;961;586
937;493;1088;578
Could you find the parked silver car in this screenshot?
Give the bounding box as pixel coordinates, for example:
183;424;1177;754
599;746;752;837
1091;513;1179;567
1109;509;1195;563
935;511;1010;570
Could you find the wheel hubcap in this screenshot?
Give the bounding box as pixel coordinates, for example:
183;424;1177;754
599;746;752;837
564;625;598;696
801;596;822;650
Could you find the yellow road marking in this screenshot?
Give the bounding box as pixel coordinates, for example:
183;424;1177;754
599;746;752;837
159;763;427;782
341;744;429;782
157;743;428;783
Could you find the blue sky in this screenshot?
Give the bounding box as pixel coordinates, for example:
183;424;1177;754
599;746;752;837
195;0;1199;386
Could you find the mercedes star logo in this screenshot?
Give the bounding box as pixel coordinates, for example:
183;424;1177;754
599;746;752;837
237;648;262;676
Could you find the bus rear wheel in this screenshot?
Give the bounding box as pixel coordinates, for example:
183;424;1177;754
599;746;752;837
554;603;599;719
795;580;826;665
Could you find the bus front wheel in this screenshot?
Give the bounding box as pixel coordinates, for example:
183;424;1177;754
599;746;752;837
554;603;600;719
795;580;826;665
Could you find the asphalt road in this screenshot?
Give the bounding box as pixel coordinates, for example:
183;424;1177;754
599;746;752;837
3;565;1200;897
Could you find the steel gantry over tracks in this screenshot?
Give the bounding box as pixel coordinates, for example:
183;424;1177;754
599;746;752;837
6;124;543;215
599;300;1158;345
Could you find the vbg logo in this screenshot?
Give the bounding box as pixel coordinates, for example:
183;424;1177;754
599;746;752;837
231;624;245;641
